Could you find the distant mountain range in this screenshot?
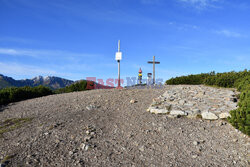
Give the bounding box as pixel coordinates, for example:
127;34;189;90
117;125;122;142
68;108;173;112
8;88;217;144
0;74;74;90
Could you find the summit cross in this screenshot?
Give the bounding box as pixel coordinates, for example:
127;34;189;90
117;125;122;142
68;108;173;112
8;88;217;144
147;56;160;84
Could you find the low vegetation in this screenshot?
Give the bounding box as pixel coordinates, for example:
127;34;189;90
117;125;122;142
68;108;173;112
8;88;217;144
55;80;88;94
166;69;250;135
0;80;96;106
0;117;33;138
0;86;53;105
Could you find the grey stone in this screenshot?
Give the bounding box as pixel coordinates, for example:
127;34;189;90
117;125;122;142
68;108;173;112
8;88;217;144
201;112;218;120
169;96;175;101
170;110;187;116
130;99;137;104
150;108;169;114
184;102;194;107
179;100;186;105
233;139;238;142
69;151;74;155
84;145;89;151
80;143;86;150
192;154;198;159
84;136;92;142
139;146;144;152
219;112;231;119
86;105;98;111
193;141;199;146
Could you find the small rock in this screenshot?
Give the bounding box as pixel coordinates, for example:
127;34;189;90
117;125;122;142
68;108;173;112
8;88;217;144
139;146;144;152
147;107;155;112
233;139;238;142
44;132;49;136
84;136;92;142
201;112;218;120
184;102;194;107
69;151;74;155
84;145;89;151
86;105;98;111
192;154;198;159
219;112;231;119
193;141;199;146
80;143;86;150
150;108;169;114
130;100;137;104
55;139;60;143
169;97;175;101
179;100;186;105
170;110;187;116
200;140;205;143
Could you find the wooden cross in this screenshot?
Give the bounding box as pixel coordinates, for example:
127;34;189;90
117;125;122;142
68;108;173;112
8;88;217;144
147;56;160;84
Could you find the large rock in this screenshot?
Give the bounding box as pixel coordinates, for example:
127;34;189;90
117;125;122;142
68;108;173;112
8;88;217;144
219;112;231;119
170;110;187;116
201;112;218;120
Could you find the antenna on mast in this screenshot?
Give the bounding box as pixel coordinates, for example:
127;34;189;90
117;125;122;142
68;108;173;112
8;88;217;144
118;40;120;52
115;40;122;89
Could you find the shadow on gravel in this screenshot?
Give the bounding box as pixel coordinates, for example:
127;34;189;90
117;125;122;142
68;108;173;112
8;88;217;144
0;105;9;113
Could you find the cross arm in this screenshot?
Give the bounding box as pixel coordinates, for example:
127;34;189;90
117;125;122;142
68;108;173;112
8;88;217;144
147;61;160;64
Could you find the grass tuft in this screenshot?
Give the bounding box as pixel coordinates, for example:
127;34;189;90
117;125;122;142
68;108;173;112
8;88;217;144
0;118;33;138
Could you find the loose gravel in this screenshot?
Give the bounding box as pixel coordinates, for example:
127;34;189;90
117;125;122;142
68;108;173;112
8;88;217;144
0;85;249;166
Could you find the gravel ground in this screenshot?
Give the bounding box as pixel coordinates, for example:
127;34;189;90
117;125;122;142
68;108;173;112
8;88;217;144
0;85;249;167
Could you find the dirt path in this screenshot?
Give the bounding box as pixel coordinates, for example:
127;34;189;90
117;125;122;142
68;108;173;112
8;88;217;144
0;86;249;166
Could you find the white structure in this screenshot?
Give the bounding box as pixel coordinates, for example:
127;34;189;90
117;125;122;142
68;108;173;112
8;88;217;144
115;40;122;61
147;73;152;85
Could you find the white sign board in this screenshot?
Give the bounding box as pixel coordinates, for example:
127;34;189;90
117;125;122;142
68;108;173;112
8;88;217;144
115;52;122;60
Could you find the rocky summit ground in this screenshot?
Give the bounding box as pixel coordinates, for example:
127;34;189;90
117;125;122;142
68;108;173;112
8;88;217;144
0;85;249;167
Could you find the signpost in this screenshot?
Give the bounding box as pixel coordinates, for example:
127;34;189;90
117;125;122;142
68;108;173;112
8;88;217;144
147;56;160;85
115;40;122;88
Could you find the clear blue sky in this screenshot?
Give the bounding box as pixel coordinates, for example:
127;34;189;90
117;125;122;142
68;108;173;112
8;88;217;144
0;0;249;84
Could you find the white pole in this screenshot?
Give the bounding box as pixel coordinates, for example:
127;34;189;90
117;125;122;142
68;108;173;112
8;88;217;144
118;40;121;87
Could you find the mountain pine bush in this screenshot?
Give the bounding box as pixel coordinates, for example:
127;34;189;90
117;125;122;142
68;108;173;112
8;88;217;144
229;75;250;135
0;86;53;105
55;80;88;93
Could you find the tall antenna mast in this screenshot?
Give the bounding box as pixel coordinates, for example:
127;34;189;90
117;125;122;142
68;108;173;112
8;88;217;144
115;40;122;88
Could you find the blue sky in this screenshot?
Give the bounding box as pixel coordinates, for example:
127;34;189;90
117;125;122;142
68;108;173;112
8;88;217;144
0;0;249;84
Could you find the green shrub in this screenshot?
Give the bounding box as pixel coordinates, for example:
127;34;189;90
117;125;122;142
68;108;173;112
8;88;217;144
0;86;53;105
166;73;210;85
234;75;250;91
228;75;250;135
55;80;88;94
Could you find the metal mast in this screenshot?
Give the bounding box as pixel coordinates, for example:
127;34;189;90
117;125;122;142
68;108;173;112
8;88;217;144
115;40;122;88
118;40;120;88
